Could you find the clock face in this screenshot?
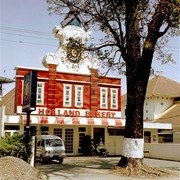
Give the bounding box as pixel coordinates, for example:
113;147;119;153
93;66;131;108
66;38;83;63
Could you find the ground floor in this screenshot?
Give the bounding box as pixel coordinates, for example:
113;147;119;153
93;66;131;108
0;114;174;156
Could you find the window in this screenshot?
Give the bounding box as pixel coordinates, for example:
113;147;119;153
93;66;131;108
36;82;45;105
63;84;72;107
108;128;124;136
100;87;108;109
40;126;49;134
75;85;83;107
54;128;62;138
144;131;151;143
5;125;19;130
79;127;86;132
111;88;118;109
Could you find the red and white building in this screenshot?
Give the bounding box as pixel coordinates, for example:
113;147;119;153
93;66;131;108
14;62;122;154
7;13;124;155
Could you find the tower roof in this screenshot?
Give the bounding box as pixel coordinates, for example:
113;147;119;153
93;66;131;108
61;10;88;31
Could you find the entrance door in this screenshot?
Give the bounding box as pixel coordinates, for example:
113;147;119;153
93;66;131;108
93;128;105;145
78;127;86;153
65;129;74;154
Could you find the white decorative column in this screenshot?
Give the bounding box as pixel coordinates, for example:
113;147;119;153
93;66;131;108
0;106;5;137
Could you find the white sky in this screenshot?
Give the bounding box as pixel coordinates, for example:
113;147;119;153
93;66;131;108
0;0;180;96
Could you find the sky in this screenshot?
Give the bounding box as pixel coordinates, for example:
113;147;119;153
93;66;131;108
0;0;180;96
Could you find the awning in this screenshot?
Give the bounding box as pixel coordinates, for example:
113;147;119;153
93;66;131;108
56;117;123;126
21;115;123;126
18;115;172;129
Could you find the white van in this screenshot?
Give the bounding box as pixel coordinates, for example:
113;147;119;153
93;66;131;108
36;135;66;164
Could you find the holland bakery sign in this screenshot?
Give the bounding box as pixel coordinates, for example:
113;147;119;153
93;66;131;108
37;108;119;118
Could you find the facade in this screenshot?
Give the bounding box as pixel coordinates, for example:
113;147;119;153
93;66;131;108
13;65;122;155
0;13;173;156
121;75;180;143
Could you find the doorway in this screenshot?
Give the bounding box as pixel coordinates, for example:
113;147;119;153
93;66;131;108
93;127;105;145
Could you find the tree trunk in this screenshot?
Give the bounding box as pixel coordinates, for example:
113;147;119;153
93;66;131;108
117;55;152;167
117;0;153;167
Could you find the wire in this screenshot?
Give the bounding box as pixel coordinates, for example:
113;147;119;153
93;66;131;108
0;31;56;41
0;26;52;36
0;39;57;47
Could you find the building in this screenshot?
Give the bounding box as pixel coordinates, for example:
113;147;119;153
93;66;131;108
121;75;180;143
0;12;173;156
1;12;123;156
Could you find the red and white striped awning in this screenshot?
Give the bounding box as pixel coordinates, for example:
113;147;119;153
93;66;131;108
5;115;172;129
21;115;123;126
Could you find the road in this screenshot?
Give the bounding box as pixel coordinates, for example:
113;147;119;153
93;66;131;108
36;157;180;180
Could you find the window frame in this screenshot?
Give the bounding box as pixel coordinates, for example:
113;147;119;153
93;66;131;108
100;87;108;109
110;88;118;109
63;84;72;107
75;85;83;108
36;82;45;105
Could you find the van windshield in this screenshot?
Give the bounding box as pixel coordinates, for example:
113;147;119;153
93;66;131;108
45;139;63;147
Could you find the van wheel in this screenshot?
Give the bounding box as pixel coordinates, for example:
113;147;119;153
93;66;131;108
40;155;44;164
59;158;63;164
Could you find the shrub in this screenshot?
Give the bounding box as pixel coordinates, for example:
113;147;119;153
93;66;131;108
0;133;31;160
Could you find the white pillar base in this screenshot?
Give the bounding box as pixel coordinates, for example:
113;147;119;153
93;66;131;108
122;138;144;158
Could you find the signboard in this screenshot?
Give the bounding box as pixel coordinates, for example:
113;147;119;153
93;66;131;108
22;71;37;112
36;108;121;118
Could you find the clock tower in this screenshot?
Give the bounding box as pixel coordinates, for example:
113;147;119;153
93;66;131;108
42;11;98;74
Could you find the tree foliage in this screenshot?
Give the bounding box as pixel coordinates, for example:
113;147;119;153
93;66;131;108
46;0;179;168
47;0;179;73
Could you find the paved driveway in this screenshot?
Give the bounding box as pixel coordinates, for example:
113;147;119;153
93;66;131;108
36;157;180;180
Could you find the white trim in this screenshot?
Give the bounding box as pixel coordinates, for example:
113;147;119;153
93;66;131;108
15;66;49;71
110;88;118;109
100;87;108;109
0;106;5;137
144;122;172;129
63;84;72;107
36;82;45;105
75;85;83;108
98;83;121;87
122;138;144;158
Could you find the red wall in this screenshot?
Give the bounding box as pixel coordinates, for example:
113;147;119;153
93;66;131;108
15;66;121;116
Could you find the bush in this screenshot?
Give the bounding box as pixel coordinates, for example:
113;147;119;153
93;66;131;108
0;133;31;160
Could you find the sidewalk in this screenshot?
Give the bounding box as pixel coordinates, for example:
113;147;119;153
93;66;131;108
144;158;180;172
36;157;180;180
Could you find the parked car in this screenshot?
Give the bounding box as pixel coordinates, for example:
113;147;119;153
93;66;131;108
36;135;66;164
